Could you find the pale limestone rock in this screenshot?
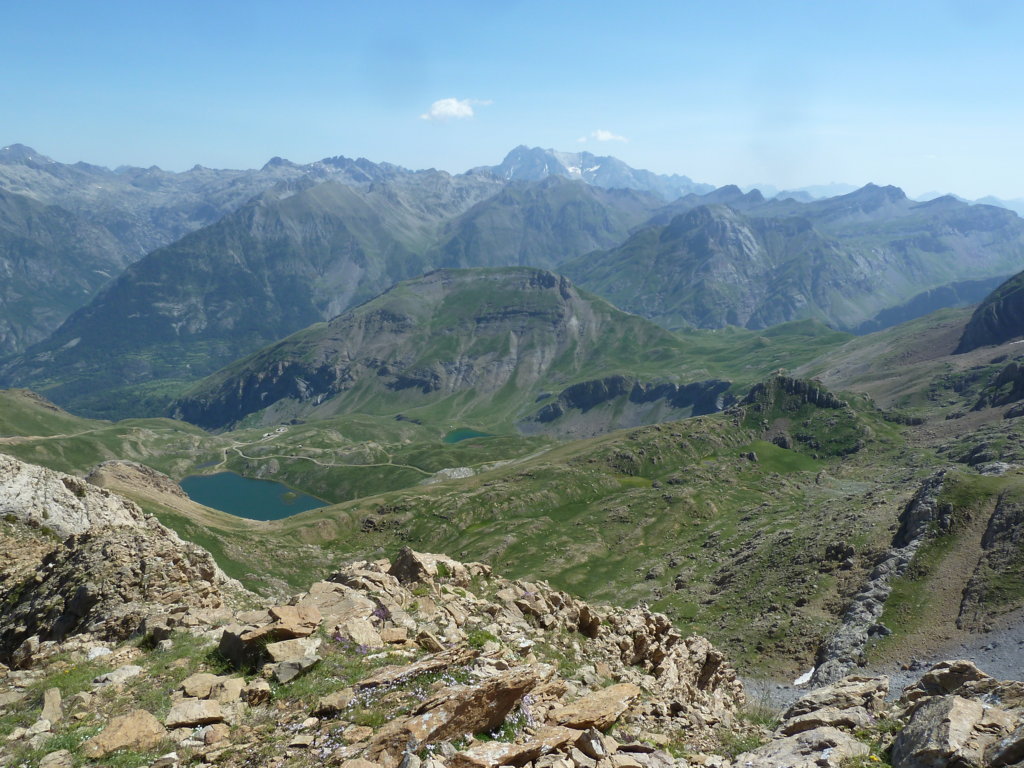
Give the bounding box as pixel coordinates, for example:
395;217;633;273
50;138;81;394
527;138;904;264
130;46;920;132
315;687;355;716
891;695;1014;768
210;677;246;703
39;750;74;768
82;709;167;758
165;698;226;728
367;667;540;768
93;664;143;687
778;705;873;736
337;617;383;647
735;726;870;767
449;725;583;768
241;678;271;705
784;675;889;719
265;636;322;663
0;454;145;536
548;683;641;730
180;672;223;699
40;687;61;724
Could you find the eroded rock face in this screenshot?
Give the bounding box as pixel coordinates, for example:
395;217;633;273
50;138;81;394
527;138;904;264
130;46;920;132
366;667;541;768
0;454;146;536
735;726;870;768
0;518;239;659
891;695;1015;768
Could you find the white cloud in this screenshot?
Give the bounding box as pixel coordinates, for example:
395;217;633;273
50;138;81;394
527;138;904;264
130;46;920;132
577;129;629;143
420;97;491;121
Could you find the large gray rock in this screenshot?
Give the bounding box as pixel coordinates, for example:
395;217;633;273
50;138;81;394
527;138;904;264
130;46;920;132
734;726;870;767
0;454;145;536
784;675;889;720
891;695;1015;768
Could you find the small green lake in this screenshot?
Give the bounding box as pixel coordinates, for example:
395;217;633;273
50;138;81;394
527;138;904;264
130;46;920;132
179;472;326;521
442;428;493;444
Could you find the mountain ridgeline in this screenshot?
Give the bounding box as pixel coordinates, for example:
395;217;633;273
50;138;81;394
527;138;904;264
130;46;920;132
171;267;733;432
3;144;1024;420
565;184;1024;332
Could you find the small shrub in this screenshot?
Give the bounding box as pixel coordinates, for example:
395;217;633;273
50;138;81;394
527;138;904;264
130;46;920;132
466;630;498;649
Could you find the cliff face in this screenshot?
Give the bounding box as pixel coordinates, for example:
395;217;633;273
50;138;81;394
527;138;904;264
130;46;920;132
956;269;1024;353
172;268;730;431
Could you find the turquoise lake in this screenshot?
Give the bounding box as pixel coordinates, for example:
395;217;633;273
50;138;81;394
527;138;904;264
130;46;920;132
442;428;493;444
179;472;326;521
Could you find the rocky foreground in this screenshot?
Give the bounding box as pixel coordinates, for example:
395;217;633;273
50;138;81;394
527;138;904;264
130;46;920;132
1;455;1023;767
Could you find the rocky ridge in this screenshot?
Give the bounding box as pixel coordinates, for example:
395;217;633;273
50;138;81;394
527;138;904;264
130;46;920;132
0;450;1023;767
0;454;245;660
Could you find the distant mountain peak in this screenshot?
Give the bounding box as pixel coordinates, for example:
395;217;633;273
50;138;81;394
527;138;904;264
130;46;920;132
850;182;907;201
477;146;713;201
0;144;52;165
261;156;298;170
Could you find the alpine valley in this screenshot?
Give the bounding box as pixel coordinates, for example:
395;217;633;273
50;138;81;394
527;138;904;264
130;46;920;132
3;144;1024;768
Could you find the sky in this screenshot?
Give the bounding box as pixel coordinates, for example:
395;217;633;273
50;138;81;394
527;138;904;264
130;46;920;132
2;0;1023;200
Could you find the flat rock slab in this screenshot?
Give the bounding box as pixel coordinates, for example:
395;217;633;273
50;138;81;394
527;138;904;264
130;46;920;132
891;695;1014;768
180;672;225;699
449;725;583;768
367;667;540;768
93;664;143;687
165;698;226;728
784;675;889;719
735;726;870;768
547;683;641;730
82;709;167;758
778;705;873;736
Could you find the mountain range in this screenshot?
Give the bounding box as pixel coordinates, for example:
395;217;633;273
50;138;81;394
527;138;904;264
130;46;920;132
3;143;1024;422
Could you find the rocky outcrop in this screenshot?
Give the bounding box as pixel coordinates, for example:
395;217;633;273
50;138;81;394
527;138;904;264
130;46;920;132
742;375;847;412
958;492;1024;631
0;455;245;662
0;453;146;536
811;472;948;685
956;269;1024;353
526;376;734;437
0;518;238;659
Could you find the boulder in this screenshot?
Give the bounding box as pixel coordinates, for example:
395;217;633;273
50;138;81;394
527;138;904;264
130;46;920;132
784;675;889;719
179;672;224;699
165;698;225;728
273;654;320;683
40;687;62;724
778;705;873;736
39;750;74;768
388;547;471;586
547;683;642;730
241;678;271;705
298;582;377;626
734;726;870;767
337;618;383;648
900;660;991;707
315;688;355;717
267;604;322;637
210;676;246;703
366;667;540;768
988;722;1024;767
93;664;143;687
81;709;167;758
449;726;583;768
265;636;322;664
891;695;1014;768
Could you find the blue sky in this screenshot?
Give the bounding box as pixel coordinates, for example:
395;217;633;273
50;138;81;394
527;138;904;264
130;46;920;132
3;0;1022;199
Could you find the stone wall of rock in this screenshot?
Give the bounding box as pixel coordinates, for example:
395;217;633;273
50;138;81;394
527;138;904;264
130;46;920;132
0;454;146;536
